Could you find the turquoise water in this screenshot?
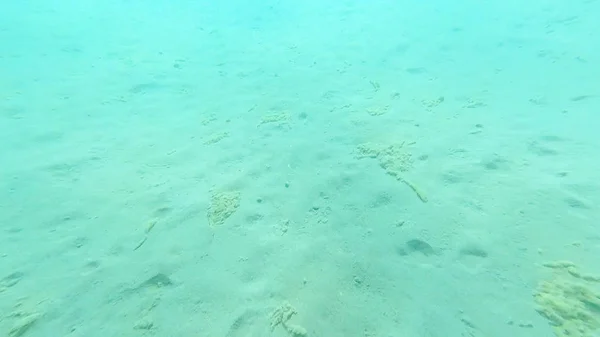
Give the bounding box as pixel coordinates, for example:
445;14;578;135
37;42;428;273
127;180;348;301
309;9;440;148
1;1;599;336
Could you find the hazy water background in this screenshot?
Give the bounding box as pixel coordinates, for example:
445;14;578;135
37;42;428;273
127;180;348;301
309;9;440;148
1;1;599;336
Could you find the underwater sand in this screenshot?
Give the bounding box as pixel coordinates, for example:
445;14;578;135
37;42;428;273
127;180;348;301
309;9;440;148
1;1;599;336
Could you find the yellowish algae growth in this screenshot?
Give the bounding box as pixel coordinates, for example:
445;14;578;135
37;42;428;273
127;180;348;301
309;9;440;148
356;142;427;202
203;132;228;145
201;115;217;125
270;301;308;337
366;105;389;116
462;97;486;109
7;298;46;337
534;261;600;337
421;96;444;110
207;190;241;227
258;111;290;127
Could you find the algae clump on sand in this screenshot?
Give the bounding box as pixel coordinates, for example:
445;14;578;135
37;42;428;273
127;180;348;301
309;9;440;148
533;261;600;337
355;142;427;202
207;190;241;227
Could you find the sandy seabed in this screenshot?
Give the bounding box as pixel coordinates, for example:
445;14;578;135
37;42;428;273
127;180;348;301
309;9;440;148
1;1;599;337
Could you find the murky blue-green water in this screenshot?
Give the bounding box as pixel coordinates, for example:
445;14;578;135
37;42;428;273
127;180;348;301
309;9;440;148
1;1;599;336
